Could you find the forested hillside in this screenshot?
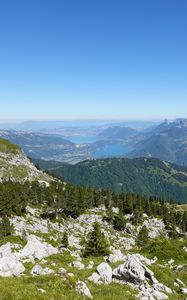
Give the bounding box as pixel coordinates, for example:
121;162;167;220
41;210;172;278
35;157;187;203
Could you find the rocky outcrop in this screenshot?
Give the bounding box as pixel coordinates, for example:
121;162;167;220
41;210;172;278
113;254;172;299
18;235;58;260
0;243;25;277
113;254;146;283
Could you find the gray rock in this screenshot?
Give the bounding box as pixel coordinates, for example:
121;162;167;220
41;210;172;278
75;281;93;298
113;254;146;283
87;260;94;269
175;278;185;287
97;262;112;284
180;288;187;294
31;264;54;275
88;272;102;284
0;254;25;277
152;290;168;299
18;235;58;260
70;261;85;270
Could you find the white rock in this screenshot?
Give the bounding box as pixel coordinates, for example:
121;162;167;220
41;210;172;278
67;272;74;277
107;249;125;263
113;254;146;283
87;260;94;269
175;278;185;287
0;243;12;257
18;235;58;260
168;259;174;265
143;218;165;238
70;261;85;270
112;207;119;214
152;290;168;299
0;254;25;277
97;262;112;284
75;281;93;298
38;288;46;293
180;288;187;294
153;283;172;294
31;264;54;275
88;272;101;284
59;267;67;274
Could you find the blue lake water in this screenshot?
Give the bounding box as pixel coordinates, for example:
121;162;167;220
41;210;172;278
93;144;132;158
66;136;97;144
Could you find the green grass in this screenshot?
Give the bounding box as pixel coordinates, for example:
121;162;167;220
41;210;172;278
0;138;21;154
141;237;187;264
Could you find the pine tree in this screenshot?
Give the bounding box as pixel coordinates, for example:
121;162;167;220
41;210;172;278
61;231;69;248
83;221;110;257
113;212;126;231
137;225;149;247
0;215;13;237
132;207;143;225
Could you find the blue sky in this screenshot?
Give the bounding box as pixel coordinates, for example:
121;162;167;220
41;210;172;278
0;0;187;121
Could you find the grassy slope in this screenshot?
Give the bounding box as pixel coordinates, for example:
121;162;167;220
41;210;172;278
0;137;21;154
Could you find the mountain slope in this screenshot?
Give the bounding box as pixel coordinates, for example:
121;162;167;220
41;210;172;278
0;138;51;183
0;129;74;160
36;157;187;203
98;126;139;140
130;119;187;166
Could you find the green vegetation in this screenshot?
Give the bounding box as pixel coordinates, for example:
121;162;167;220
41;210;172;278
0;137;21;154
61;231;69;248
0;180;186;235
36;157;187;203
137;225;149;247
83;221;110;257
0;215;13;237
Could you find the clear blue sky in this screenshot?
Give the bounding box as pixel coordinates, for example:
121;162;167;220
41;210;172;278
0;0;187;121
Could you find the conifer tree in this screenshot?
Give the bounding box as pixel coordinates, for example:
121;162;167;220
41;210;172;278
83;221;110;257
61;231;69;248
137;225;149;247
0;215;13;237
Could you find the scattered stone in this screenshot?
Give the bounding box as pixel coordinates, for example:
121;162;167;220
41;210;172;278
38;288;46;293
75;281;93;299
87;260;94;269
59;267;67;274
88;272;102;284
70;261;85;270
31;264;54;275
167;259;174;265
175;278;185;287
67;272;74;277
112;207;119;214
107;249;125;263
180;288;187;294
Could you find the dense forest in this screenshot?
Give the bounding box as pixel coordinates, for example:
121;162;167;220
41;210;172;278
34;157;187;203
0;180;186;237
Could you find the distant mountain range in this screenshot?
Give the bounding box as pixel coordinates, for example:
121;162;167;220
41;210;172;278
130;119;187;166
97;126;139;140
33;156;187;203
1;118;187;166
